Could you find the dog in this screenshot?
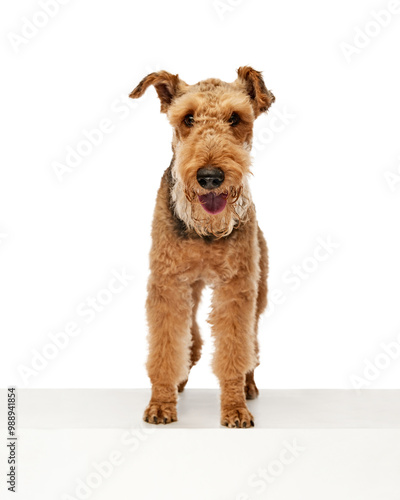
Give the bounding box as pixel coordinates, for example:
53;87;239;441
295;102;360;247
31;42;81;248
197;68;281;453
129;67;274;427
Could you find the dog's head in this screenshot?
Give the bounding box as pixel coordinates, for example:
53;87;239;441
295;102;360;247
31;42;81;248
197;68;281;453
130;68;275;238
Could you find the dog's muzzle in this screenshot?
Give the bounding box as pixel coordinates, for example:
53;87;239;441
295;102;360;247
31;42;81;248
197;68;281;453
196;167;227;215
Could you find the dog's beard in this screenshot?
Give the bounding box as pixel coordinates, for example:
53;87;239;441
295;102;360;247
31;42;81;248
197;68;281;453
171;176;251;239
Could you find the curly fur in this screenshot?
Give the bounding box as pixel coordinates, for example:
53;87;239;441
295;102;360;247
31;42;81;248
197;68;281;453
129;67;274;427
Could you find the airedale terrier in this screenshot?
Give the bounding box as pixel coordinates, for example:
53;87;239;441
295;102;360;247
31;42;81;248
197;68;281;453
130;67;274;428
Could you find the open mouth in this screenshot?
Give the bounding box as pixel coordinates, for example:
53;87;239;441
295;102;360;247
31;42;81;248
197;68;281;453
198;192;228;215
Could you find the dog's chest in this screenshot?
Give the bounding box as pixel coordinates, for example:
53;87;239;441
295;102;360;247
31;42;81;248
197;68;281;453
174;233;245;284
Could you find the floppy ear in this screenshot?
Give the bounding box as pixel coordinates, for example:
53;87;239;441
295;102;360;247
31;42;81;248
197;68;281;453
236;66;275;117
129;71;186;113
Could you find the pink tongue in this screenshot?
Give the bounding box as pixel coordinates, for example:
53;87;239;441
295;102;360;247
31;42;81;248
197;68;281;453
198;193;227;214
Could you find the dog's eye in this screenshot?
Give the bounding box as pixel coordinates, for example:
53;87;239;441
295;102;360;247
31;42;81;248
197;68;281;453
183;114;195;127
228;112;240;127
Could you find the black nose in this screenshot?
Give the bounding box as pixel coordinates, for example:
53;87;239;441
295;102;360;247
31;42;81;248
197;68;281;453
196;167;225;190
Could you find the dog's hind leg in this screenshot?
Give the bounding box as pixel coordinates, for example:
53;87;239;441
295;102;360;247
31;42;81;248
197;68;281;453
245;227;268;400
178;280;204;392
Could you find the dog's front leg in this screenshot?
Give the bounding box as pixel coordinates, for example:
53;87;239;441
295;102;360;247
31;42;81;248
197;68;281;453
143;275;192;424
210;278;258;428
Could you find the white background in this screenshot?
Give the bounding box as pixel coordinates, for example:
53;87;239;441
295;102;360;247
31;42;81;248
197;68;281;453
1;0;400;390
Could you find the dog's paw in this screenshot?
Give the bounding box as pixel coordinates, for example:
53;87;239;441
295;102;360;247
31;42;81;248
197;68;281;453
245;381;259;400
143;402;177;425
221;406;254;428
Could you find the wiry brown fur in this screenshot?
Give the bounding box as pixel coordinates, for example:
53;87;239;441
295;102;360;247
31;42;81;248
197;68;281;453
129;67;274;427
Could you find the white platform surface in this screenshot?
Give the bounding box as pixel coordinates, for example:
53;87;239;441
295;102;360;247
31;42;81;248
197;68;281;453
1;389;400;499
